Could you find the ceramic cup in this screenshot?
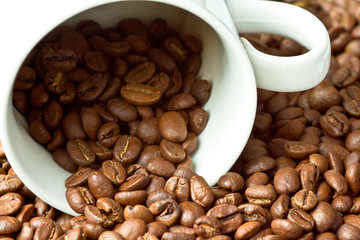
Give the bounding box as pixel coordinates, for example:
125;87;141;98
0;0;330;215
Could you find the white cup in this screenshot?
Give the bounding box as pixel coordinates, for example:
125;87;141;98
0;0;330;216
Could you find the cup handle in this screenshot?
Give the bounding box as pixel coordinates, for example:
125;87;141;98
225;0;331;92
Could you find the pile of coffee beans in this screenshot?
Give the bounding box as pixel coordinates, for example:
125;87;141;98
3;0;360;239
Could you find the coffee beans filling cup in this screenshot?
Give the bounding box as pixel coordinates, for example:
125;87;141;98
0;0;330;215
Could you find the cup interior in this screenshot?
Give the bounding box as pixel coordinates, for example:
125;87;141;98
4;0;257;215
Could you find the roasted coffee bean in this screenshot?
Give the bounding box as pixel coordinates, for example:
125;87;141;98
190;175;214;208
137;118;162;145
271;219;303;239
47;128;65;152
0;192;23;216
243;157;276;176
80;106;101;141
270;194;290;219
245;184;277;207
97;122;121;148
62;112;87;140
300;163;319;192
44;69;68;95
345;162;360;197
66;139;96;167
52;148;78;173
87;141;113;162
238;203;268;226
66;187;96;214
146;157;175;178
114;190;147;206
123;204;153;223
340;85;360;117
283;141;318;160
65;167;92;188
308;86;341;112
147;48;178;74
159;111;188;142
106;97;138;122
159;139;186;163
88;171;115;199
12;91;29;115
42;48;77;73
43;100;63;131
337;223;360;240
149;198;180;227
0;174;23;195
98;230;124;240
324;169;348;194
273;167;300;195
245;172;270;188
101;159;126;186
164;176;190;202
310;201;336;233
234;221;262;240
207;204;243;233
292;190;318;211
119;167;149;192
102;41;132;57
178;201;205;227
188;107;208;135
193;215;222;238
29;120;51;144
217;172;244;192
332;195;352;213
287;208;315;232
14;66;37;91
113;135;142;165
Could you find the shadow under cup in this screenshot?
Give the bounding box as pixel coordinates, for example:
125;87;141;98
5;0;257;215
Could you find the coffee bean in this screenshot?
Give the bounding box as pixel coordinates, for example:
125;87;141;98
158;111;188;143
193;215;222;238
66;139;96;167
0;192;23;216
190;175;214;208
273;167;300;195
271;219;303;239
234;221;262;240
66;187;96;214
243;157;276;176
245;184;277;207
288;208;315;232
101;160;126;186
88;171;115;199
146;157;175;178
113;135;142;165
106;97;138;122
97;122;121;148
270;194;290;219
337;223;360;240
114;217;146;240
292;189;318;211
29;120;51;144
178;201;205;227
62;112;87;140
43;100;63;131
149;198;180;227
310;201;336;233
324;169;348;194
207;204;243;233
52;148;78;173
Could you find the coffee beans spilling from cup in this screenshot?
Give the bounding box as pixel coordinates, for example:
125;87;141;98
4;0;360;239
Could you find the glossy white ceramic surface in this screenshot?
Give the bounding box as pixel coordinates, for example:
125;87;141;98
0;0;329;215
